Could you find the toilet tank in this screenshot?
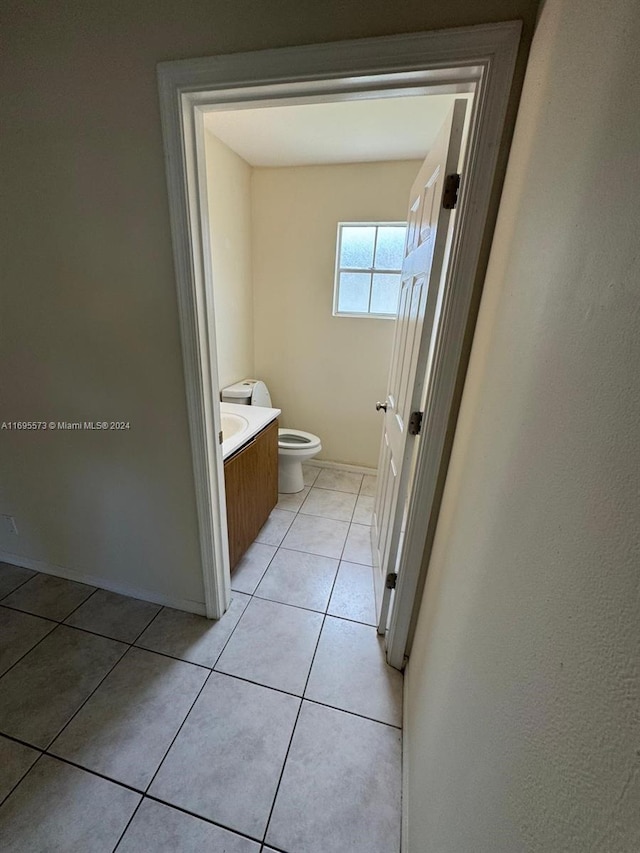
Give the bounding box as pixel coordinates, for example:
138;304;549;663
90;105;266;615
221;379;272;407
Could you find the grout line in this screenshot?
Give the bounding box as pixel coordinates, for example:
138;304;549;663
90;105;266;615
260;527;346;845
137;793;265;846
142;670;212;794
259;842;289;853
0;570;41;603
315;610;378;629
258;681;308;843
37;751;144;794
0;730;266;850
0;584;160;645
250;589;377;629
261;542;345;561
0;602;168;754
112;796;144;851
62;586;100;622
232;545;279;597
130;603;165;646
54;619;165;651
42;642;132;751
205;667;305;701
142;586;253;796
0;600;65;623
248;593;326;617
0;584;99;632
112;635;211;671
205;657;402;730
0;731;292;853
0;743;46;810
0;589;100;658
301;696;402;730
304;484;361;495
0;615;58;681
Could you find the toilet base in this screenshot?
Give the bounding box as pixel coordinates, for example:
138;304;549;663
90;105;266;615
278;457;306;493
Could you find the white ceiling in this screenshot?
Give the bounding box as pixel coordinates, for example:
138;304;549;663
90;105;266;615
203;93;469;167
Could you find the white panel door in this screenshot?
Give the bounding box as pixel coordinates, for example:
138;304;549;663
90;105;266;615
372;100;467;634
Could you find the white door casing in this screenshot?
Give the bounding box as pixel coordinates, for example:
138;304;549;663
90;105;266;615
156;25;520;628
373;101;467;635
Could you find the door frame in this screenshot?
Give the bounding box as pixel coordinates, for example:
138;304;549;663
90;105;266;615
157;23;520;624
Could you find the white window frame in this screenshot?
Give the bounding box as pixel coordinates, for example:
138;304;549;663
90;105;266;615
333;221;407;319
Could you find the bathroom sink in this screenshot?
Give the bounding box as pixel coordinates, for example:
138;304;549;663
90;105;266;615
221;412;249;441
220;401;280;460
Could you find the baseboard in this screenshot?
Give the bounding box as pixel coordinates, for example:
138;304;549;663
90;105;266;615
402;661;410;852
310;459;377;476
0;550;206;616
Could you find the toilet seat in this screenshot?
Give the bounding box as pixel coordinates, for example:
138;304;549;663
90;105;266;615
278;428;321;451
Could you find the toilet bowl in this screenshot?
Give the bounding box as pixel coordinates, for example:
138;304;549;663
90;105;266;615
220;380;322;493
278;428;322;493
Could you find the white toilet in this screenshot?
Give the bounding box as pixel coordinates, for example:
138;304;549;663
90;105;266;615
220;380;321;493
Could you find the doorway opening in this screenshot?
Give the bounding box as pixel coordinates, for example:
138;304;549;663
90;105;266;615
157;24;521;669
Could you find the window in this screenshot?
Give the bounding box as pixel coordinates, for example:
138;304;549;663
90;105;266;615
333;222;406;318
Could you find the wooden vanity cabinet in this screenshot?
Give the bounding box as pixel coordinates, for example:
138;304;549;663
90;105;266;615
224;418;278;571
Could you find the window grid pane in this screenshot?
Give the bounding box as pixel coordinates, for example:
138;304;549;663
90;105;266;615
370;273;401;315
339;226;376;269
374;226;406;270
337;272;372;314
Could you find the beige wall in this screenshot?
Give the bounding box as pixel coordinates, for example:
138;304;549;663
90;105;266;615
0;0;539;607
405;0;640;850
252;161;420;468
204;132;255;390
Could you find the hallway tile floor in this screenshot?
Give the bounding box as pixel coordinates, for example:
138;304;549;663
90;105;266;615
0;465;402;853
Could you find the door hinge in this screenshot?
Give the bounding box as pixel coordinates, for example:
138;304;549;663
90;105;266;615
219;430;223;444
385;572;397;590
442;173;461;210
408;410;423;436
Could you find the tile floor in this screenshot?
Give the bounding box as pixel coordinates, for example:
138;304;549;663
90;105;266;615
0;465;402;853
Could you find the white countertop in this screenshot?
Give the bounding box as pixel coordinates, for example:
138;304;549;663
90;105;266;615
220;401;280;460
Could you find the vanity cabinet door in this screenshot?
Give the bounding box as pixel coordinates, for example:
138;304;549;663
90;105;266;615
224;418;278;570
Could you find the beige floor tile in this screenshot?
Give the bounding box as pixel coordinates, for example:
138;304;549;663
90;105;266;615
342;523;374;566
300;487;357;522
2;574;95;621
255;548;338;612
149;672;299;838
0;626;127;748
0;755;139;852
0;736;40;803
0;606;56;677
305;616;402;727
327;562;376;625
352;494;374;525
255;509;296;546
314;469;363;494
216;597;323;695
360;474;378;497
266;701;401;853
50;647;208;789
117;799;260;852
136;593;249;668
65;589;160;643
231;542;277;594
0;564;36;599
281;514;349;560
277;486;310;511
302;464;321;486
